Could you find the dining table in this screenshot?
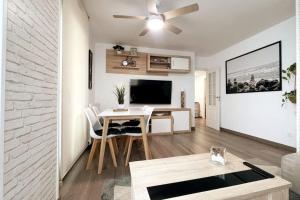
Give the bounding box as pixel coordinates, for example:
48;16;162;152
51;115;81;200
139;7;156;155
97;108;151;174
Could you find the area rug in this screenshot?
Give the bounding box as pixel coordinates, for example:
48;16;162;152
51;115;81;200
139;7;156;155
101;176;131;200
114;186;131;200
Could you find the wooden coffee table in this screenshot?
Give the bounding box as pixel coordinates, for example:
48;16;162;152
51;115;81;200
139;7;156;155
130;153;291;200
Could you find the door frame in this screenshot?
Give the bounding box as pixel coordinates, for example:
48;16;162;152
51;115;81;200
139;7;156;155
297;0;300;152
57;0;63;199
0;0;7;198
205;68;221;130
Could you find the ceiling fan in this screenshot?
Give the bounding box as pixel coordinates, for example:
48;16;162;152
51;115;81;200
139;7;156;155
113;0;199;36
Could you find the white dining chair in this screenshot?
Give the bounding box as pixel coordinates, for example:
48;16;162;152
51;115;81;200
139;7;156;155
92;105;122;153
123;106;154;166
84;107;121;169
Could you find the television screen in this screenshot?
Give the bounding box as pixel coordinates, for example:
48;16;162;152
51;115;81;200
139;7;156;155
130;79;172;104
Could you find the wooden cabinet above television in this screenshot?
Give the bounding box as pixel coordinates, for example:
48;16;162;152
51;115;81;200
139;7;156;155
147;54;191;73
106;49;191;75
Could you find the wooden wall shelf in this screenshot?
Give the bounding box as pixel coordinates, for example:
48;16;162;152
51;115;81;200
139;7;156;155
106;49;191;75
114;53;140;58
150;62;170;65
113;66;140;70
106;49;149;75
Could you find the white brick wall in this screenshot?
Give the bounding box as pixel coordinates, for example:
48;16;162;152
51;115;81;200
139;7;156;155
4;0;59;199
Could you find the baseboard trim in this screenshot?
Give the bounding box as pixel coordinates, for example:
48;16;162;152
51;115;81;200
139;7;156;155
220;127;296;152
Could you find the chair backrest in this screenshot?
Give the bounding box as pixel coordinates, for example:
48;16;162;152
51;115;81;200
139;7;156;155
92;106;100;115
143;106;154;133
84;107;102;139
92;105;104;125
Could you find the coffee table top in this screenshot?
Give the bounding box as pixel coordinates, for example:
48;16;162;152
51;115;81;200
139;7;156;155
129;153;291;200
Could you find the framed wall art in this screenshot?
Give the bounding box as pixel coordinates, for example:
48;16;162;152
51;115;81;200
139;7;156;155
88;50;93;90
226;41;282;94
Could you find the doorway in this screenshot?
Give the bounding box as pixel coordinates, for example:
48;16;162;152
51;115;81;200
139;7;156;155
194;71;207;128
195;69;221;130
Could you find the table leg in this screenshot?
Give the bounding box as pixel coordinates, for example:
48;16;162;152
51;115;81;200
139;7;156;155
98;117;109;174
108;139;117;167
140;116;150;160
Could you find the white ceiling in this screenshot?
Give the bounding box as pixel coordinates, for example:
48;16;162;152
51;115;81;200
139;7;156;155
84;0;295;56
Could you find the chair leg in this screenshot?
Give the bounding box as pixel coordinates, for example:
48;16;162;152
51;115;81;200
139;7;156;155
124;136;130;156
149;149;153;159
86;139;99;170
108;139;118;167
148;136;153;159
125;137;134;167
113;138;119;154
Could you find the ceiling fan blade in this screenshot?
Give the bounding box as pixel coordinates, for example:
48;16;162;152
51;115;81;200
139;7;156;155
146;0;158;14
113;15;146;20
163;3;199;20
139;28;149;36
164;22;182;34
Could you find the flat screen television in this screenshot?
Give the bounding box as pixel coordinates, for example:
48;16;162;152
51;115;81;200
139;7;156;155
130;79;172;104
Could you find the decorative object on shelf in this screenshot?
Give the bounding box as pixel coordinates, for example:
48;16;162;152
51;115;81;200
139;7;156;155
180;90;185;108
114;84;126;109
88;50;93;89
150;56;170;65
121;59;129;67
121;57;136;68
226;41;282;94
210;146;227;165
130;47;138;56
282;63;296;105
113;44;125;55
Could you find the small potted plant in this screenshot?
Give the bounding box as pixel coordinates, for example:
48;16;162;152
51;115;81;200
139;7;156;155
282;63;296;105
113;45;125;55
114;84;126;109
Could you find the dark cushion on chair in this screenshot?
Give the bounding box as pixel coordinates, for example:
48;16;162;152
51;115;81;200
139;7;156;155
122;127;142;134
122;120;140;127
109;123;121;128
100;122;121;128
95;128;122;136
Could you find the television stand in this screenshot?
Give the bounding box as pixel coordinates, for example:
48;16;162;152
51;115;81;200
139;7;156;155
151;108;191;135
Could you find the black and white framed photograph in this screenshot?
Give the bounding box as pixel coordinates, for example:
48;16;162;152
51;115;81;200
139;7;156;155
88;50;93;90
226;41;282;94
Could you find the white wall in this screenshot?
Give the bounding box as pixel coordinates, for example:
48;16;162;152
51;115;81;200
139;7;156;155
202;17;296;147
61;0;90;179
196;57;214;70
195;71;206;118
94;43;195;126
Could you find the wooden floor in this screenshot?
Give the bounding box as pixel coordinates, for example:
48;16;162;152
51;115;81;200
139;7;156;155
59;118;294;200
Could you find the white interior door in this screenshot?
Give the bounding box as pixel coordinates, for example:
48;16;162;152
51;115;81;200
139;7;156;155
206;69;220;130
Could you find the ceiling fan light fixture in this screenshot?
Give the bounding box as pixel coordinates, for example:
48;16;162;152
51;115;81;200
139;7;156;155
147;15;164;31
